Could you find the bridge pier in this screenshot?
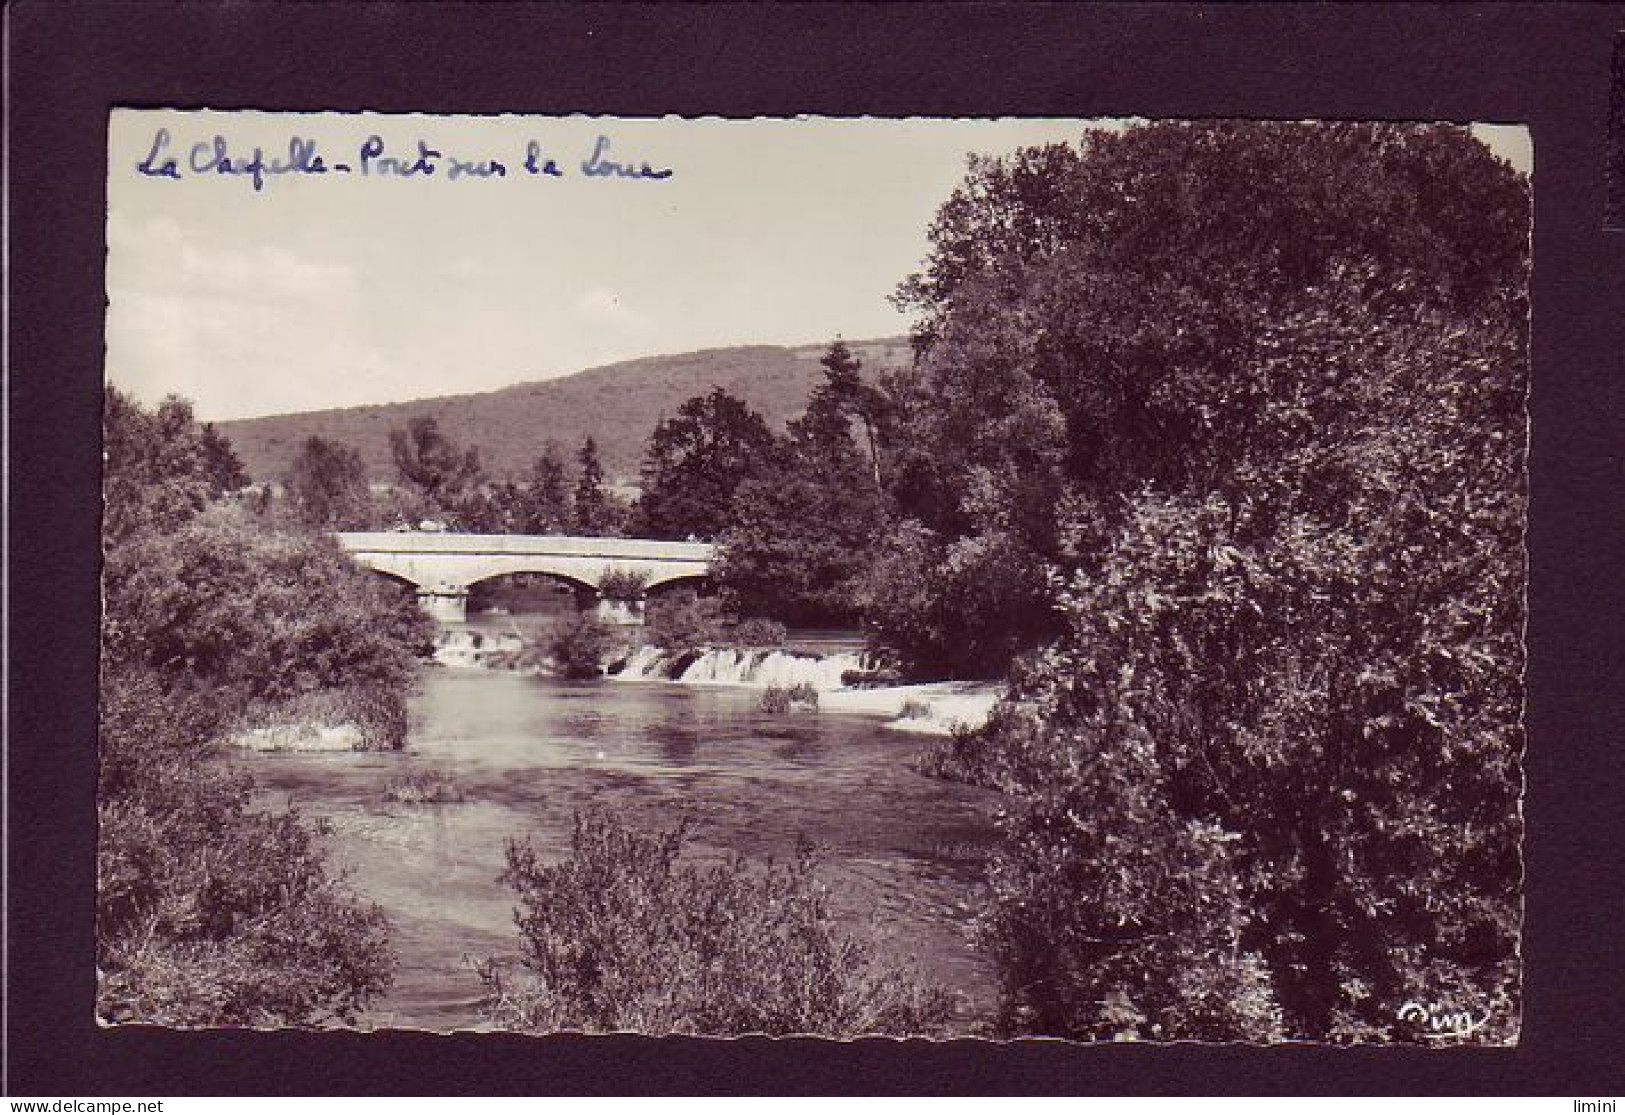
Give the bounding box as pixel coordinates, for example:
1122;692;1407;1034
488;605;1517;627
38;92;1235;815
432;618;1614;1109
594;596;646;626
416;585;470;624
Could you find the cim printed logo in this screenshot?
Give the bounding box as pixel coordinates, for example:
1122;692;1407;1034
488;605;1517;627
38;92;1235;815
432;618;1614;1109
1396;999;1494;1041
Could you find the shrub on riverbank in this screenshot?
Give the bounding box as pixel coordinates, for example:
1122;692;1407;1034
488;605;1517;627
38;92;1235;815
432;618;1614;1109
547;613;625;677
760;683;820;713
644;587;728;650
477;808;952;1037
596;567;652;602
98;668;395;1026
729;616;787;647
102;505;434;748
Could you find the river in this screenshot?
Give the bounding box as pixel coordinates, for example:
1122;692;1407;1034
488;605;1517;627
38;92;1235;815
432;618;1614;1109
242;655;1004;1034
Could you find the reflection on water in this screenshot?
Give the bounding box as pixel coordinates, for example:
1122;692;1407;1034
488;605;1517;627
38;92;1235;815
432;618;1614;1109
244;667;1001;1032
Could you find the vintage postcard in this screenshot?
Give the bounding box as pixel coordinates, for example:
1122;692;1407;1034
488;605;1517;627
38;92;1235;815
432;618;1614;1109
98;109;1531;1044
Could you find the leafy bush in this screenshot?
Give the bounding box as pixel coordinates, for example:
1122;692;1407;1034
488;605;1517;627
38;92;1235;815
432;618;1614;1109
973;300;1524;1042
758;686;793;714
855;521;1057;680
759;683;820;714
98;669;395;1026
596;566;652;602
787;682;820;709
384;768;466;805
897;698;932;721
728;616;787;647
476;809;952;1036
546;613;624;678
102;506;433;748
644;587;727;651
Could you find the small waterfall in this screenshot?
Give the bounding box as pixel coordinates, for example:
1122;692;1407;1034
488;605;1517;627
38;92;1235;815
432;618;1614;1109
611;646;869;690
433;627;524;669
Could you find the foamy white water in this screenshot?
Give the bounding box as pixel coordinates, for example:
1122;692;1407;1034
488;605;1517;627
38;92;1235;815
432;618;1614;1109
612;646;868;690
433;628;524;669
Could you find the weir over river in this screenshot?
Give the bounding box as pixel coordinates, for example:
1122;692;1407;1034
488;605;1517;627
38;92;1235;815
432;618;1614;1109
243;620;1002;1032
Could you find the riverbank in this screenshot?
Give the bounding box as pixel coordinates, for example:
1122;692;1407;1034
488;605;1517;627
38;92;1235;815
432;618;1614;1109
231;722;367;752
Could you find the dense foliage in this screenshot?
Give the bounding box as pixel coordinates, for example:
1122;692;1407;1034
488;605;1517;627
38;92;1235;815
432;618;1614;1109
103;510;433;745
283;435;374;531
571;437;616;535
478;809;952;1036
389;414;483;517
643;587;729;651
546;613;626;678
104;392;244;546
714;345;892;626
98;671;394;1025
907;122;1528;1041
98;388;427;1024
636;387;777;540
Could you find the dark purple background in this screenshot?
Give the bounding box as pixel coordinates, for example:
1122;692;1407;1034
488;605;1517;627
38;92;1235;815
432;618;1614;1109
9;1;1625;1095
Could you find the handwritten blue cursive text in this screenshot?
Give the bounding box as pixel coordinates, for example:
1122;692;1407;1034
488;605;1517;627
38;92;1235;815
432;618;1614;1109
133;129;675;191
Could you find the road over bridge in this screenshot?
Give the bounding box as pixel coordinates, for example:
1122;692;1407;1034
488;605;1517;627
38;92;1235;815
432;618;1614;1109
334;531;715;623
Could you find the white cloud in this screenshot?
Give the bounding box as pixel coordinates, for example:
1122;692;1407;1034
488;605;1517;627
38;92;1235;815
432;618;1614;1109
105;213;377;418
108;213;354;298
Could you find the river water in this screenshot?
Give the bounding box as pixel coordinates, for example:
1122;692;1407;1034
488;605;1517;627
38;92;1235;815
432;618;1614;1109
243;659;1003;1033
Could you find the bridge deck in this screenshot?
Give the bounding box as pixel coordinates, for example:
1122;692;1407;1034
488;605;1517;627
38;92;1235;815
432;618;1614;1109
334;532;714;561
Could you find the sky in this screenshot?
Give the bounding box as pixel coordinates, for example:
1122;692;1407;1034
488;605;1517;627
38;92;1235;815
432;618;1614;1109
105;112;1533;422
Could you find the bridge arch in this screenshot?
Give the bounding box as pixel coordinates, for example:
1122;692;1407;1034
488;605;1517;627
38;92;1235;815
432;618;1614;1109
465;569;597;620
361;566;422;602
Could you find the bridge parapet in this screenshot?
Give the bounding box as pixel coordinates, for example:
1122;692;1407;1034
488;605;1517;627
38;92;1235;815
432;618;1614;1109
335;532;714;562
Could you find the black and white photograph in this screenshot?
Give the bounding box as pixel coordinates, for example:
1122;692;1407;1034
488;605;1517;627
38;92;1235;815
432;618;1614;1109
96;109;1531;1045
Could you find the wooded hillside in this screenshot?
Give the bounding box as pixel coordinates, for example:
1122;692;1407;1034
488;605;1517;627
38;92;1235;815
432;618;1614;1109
216;339;911;486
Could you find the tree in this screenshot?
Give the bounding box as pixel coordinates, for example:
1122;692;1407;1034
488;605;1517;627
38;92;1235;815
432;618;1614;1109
199;422;250;495
103;508;433;742
284;436;373;530
572;436;614;536
811;340;889;488
714;350;892;628
517;445;573;534
636;387;776;541
900;121;1528;1041
388;415;483;519
103;389;222;545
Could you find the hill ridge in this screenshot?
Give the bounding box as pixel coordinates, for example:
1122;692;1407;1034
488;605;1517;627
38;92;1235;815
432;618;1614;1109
217;337;912;485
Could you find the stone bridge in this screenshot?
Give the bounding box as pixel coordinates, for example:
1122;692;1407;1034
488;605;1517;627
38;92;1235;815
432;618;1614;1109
334;531;715;623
